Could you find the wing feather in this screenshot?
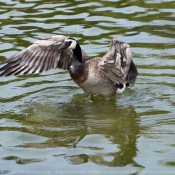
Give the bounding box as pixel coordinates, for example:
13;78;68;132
98;39;138;86
0;35;90;77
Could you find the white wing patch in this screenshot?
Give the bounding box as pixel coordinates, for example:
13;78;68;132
117;84;126;93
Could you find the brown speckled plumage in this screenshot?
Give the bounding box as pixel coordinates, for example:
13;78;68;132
78;57;116;98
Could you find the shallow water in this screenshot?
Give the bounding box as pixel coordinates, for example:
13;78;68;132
0;0;175;174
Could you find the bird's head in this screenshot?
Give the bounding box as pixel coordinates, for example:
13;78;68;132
59;37;77;50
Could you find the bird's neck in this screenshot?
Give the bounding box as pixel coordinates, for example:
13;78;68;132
72;43;82;63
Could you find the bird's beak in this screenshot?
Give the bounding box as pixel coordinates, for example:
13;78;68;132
58;41;71;50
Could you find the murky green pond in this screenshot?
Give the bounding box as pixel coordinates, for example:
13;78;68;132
0;0;175;174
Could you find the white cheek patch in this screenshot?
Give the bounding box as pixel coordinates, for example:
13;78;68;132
69;40;77;49
65;38;77;49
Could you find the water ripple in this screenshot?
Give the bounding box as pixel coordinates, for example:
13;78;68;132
0;0;175;173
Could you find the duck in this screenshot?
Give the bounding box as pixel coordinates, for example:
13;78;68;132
0;35;138;99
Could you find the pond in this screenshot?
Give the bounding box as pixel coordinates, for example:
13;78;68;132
0;0;175;174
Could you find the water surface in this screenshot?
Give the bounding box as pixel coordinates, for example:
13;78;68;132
0;0;175;174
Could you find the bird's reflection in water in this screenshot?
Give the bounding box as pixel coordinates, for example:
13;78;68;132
21;93;141;167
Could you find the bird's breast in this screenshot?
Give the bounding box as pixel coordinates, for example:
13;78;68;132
78;59;116;98
69;63;89;84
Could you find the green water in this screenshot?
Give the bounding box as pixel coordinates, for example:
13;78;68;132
0;0;175;174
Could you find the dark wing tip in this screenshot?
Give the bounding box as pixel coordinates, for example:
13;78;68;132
0;56;21;76
126;60;138;86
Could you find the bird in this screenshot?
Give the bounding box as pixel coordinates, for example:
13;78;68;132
0;35;138;99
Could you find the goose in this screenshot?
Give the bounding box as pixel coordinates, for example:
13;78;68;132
0;35;138;99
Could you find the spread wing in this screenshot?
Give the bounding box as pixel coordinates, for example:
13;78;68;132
0;35;89;76
98;39;138;86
